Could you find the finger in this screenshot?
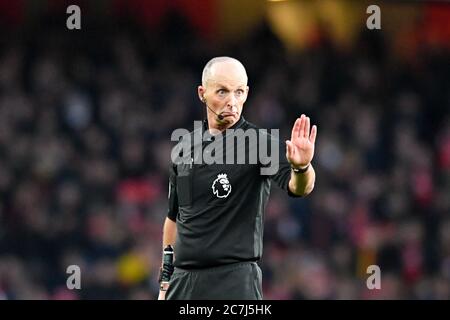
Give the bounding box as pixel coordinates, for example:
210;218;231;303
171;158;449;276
304;116;310;138
310;125;317;144
299;114;305;138
286;140;291;158
291;118;300;142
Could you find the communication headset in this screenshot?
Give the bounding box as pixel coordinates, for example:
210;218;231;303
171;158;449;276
202;95;224;120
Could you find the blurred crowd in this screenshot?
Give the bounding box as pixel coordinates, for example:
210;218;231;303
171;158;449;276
0;13;449;300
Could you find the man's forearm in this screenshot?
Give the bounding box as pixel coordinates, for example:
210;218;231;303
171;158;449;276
288;164;315;196
163;217;177;249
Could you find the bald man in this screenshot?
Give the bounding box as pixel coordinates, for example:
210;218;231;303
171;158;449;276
158;57;317;300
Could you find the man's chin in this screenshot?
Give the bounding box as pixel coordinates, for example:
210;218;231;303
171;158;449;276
224;114;239;121
215;113;239;128
219;117;235;126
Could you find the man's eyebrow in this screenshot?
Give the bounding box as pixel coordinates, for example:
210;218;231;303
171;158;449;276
215;85;230;91
215;85;246;90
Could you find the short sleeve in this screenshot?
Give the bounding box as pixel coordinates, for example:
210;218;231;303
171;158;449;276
167;163;179;221
262;133;303;198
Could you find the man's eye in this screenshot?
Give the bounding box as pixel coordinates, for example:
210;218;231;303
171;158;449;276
236;90;244;95
218;90;226;95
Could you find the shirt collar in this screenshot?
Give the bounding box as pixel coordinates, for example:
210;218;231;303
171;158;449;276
202;116;246;132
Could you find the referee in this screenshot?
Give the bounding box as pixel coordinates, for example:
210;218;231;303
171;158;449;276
158;57;317;300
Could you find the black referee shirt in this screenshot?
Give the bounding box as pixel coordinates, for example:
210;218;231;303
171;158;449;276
167;116;301;269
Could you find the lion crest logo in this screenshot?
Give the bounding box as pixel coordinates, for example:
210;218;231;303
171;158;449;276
212;173;232;198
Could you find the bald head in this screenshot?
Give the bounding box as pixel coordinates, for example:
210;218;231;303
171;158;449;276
198;57;249;129
202;57;248;87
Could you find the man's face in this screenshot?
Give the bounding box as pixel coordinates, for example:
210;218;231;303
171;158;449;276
199;61;249;127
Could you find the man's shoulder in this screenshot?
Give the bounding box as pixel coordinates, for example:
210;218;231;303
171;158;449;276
241;119;260;130
241;119;279;141
180;125;203;141
170;126;202;167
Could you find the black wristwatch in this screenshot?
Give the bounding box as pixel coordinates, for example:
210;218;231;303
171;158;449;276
291;164;310;174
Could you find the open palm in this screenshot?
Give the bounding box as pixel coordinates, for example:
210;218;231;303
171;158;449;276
286;114;317;169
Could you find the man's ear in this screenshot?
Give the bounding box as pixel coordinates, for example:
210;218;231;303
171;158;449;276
198;86;206;103
242;86;250;104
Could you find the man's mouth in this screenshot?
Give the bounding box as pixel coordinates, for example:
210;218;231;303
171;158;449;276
220;112;237;118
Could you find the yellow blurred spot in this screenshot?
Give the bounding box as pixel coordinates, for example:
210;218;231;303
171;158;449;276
117;253;149;286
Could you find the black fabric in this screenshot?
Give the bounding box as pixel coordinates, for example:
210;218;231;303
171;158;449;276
165;261;262;300
167;117;301;269
167;163;178;221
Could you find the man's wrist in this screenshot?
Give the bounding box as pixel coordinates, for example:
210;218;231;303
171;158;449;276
160;282;169;291
291;163;310;174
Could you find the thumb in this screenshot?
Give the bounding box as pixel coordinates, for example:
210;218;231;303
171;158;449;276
286;140;292;158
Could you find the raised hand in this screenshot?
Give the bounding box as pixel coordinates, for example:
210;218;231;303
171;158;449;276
286;114;317;169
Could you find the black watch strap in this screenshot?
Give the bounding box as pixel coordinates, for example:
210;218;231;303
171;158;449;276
291;164;310;174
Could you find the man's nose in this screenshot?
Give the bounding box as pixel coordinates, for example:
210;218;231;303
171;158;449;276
226;94;237;109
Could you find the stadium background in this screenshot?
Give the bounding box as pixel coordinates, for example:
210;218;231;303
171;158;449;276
0;0;449;299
